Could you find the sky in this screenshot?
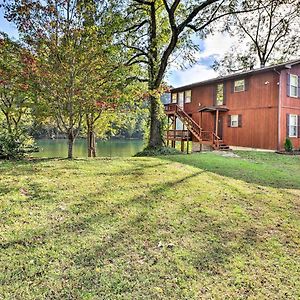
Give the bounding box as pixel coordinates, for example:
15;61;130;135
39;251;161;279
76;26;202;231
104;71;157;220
0;5;19;38
0;7;235;88
167;33;235;87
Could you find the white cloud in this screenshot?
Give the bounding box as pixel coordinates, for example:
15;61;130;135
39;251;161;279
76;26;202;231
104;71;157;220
169;64;218;87
168;32;237;87
200;32;236;58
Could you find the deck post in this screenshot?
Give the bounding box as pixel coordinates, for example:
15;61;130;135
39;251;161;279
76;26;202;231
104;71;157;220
186;136;189;154
173;115;176;148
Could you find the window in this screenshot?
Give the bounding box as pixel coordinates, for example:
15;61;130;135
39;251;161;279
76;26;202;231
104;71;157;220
234;79;245;92
178;92;184;108
171;93;177;103
290;75;298;98
289;114;298;137
185;90;192;103
216;84;224;105
231;115;239;127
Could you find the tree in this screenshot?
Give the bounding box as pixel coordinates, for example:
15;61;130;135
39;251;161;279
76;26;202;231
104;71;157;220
77;0;129;157
4;0;131;159
121;0;257;149
213;0;300;74
0;32;37;158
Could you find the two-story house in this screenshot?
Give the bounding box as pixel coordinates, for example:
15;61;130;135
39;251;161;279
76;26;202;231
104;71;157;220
165;59;300;151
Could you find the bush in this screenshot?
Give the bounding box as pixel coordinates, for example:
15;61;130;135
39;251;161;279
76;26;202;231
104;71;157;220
135;146;182;157
0;132;38;159
284;138;293;152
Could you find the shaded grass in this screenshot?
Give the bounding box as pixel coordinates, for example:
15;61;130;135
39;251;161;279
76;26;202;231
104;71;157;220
0;153;299;299
164;151;300;189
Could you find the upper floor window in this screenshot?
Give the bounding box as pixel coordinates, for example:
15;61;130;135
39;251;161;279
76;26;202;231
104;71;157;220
234;79;245;92
171;93;177;103
290;75;298;98
216;84;224;105
185;90;192;103
289;114;298;137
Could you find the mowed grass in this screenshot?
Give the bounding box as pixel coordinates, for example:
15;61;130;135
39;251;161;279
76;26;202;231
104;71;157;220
0;152;299;299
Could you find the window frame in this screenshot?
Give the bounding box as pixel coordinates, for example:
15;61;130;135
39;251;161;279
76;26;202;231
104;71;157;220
171;93;177;103
230;115;239;128
234;79;245;93
185;90;192;103
216;83;224;105
289;114;298;137
290;74;298;98
178;92;184;107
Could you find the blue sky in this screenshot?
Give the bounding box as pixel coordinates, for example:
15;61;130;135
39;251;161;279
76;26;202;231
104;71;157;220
0;6;19;38
0;8;231;87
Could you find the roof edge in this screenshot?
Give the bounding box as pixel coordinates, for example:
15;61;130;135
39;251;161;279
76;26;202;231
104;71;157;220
171;58;300;92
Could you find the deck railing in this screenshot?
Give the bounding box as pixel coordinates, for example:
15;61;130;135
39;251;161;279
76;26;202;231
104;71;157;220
166;130;191;139
164;103;222;149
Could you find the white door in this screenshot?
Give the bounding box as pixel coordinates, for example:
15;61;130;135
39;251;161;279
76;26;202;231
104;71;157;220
178;92;184;108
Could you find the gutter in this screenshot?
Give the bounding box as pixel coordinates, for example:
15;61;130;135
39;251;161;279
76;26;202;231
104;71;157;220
273;68;281;150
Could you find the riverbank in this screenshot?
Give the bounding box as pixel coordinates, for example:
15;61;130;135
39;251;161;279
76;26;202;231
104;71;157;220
0;152;299;299
33;138;144;158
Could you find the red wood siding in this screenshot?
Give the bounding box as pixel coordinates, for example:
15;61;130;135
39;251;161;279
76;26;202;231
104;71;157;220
279;66;300;150
180;71;280;149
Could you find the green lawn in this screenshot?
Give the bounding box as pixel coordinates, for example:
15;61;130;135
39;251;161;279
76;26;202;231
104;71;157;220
0;152;299;299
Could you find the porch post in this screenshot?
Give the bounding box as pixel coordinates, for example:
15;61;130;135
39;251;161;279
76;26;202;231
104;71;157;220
200;112;203;128
215;109;219;136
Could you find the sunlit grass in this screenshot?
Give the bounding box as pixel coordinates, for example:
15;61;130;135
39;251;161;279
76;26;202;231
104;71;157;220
0;152;299;299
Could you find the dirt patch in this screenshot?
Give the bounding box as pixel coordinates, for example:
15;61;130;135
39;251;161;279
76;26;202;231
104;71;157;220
275;151;300;156
213;151;240;158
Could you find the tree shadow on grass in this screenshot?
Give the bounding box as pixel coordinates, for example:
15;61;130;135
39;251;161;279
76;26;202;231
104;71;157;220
96;162;170;177
161;154;300;189
69;196;262;299
2;162;290;299
0;168;203;251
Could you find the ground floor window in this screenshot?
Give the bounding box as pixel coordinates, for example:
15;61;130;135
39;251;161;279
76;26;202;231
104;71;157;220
289;114;298;137
228;114;242;128
230;115;239;127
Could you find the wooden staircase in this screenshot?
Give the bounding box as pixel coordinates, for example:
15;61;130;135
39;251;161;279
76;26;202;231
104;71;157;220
165;104;231;151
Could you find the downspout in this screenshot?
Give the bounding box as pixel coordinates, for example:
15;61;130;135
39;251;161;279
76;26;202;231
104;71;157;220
274;68;281;150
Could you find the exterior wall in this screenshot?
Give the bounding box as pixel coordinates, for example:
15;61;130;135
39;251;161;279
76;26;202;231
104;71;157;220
279;66;300;150
175;71;280;149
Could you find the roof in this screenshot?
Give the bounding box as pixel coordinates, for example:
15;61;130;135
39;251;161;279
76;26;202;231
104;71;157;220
171;58;300;93
198;106;229;112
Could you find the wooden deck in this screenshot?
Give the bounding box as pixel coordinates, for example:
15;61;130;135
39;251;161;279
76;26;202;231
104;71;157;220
164;103;231;152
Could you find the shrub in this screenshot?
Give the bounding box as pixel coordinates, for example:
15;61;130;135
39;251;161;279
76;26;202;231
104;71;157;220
284;138;293;152
0;132;38;159
135;146;182;157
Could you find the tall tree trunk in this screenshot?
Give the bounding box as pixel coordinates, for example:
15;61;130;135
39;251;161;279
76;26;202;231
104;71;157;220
147;3;163;149
67;132;75;159
148;94;164;148
87;126;96;157
87;114;97;158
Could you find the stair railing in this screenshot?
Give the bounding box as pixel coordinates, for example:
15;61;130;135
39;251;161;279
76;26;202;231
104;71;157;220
165;104;221;147
212;133;221;149
175;105;202;139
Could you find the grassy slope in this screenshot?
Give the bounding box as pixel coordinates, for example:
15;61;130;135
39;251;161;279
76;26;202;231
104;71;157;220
0;152;299;299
